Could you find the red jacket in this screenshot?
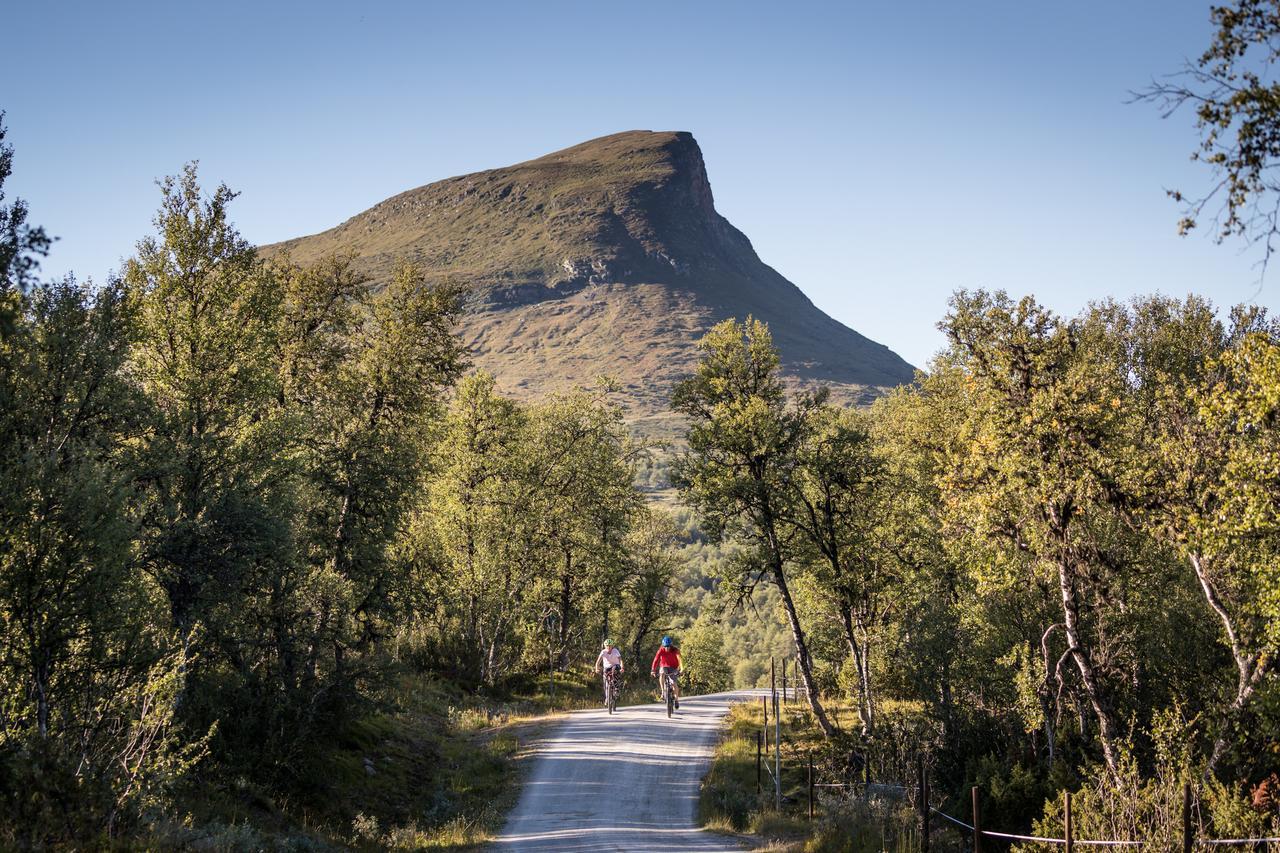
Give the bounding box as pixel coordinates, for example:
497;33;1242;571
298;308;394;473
651;647;681;671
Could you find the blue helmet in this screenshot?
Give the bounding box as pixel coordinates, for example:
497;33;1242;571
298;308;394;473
661;635;673;647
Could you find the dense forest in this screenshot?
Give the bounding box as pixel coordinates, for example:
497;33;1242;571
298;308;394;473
6;3;1280;838
0;123;718;845
671;305;1280;842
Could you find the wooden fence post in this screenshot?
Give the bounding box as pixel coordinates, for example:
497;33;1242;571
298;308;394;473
783;658;788;706
762;696;768;750
972;786;982;853
774;688;781;812
808;752;814;820
1183;781;1193;853
1064;790;1073;853
918;755;930;853
747;727;757;794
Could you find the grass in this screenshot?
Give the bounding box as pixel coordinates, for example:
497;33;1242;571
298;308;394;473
149;667;622;851
335;666;620;850
700;697;926;853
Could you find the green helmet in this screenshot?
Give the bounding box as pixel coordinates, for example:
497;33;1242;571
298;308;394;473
602;639;613;649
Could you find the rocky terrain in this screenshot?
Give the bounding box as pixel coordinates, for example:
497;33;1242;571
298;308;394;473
267;130;914;435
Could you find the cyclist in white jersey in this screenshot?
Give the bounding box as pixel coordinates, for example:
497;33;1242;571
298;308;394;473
594;640;624;706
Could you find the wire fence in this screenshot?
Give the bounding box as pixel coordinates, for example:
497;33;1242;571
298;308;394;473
751;659;1279;851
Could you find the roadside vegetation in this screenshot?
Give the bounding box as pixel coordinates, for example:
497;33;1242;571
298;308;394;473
701;698;922;853
0;122;691;846
676;307;1280;847
7;2;1280;845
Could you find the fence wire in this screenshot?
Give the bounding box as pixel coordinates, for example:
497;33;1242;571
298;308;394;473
751;679;1280;850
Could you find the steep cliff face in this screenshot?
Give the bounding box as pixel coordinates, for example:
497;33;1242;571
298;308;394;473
267;131;914;427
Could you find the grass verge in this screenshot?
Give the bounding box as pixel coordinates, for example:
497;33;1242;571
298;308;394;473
700;697;923;853
151;667;614;851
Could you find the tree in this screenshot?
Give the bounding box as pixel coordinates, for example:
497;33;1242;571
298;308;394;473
792;406;889;734
672;317;836;736
682;619;732;694
291;260;464;657
1143;309;1280;774
0;275;209;843
426;371;529;684
1138;0;1280;270
523;388;641;669
623;508;683;668
865;368;975;755
0;113;51;326
940;291;1135;772
124;164;286;671
1197;329;1280;772
0;277;138;741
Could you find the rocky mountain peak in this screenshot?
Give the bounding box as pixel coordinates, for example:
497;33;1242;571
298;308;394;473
266;131;914;434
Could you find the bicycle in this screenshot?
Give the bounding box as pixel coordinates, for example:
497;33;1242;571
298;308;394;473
604;665;622;714
656;668;679;717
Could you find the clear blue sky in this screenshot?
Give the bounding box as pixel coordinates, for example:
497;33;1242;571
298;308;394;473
3;0;1271;367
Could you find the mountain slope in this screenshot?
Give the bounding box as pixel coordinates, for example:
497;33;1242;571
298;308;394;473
267;131;914;428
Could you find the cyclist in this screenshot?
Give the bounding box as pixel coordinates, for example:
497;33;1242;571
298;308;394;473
650;635;682;709
594;639;624;706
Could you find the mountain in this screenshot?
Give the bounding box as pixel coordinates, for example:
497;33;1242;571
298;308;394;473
266;130;914;434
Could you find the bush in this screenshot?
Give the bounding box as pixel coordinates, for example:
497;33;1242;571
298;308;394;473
683;619;732;694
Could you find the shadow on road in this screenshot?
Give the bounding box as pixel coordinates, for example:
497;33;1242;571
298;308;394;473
490;690;765;852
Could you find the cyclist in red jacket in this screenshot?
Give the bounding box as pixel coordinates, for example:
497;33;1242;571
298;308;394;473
650;635;682;709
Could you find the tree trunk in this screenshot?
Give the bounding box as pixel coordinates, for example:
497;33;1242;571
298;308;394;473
630;587;657;667
330;489;352;578
1190;552;1271;775
557;549;573;668
840;603;874;734
1038;623;1061;766
774;561;835;737
939;662;954;744
484;616;505;688
1057;557;1120;773
271;577;297;691
855;615;876;734
35;652;49;739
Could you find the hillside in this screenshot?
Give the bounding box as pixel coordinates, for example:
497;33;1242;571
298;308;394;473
267;131;914;431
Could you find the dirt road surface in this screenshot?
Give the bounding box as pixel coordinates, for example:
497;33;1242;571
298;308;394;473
491;688;760;852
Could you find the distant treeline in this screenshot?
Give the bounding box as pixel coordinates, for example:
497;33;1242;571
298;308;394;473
671;303;1280;841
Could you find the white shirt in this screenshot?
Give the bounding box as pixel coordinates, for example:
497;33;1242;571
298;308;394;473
597;647;623;668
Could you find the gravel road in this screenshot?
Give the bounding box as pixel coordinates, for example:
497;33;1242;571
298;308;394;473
490;688;761;852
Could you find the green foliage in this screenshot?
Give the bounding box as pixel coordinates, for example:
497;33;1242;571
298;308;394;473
0;159;481;842
1139;0;1280;262
680;292;1280;847
6;124;1280;850
413;373;677;689
673;316;837;734
0;112;51;331
683;618;732;694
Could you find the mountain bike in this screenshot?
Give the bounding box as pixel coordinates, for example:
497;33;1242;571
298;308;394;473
656;668;679;717
604;666;622;714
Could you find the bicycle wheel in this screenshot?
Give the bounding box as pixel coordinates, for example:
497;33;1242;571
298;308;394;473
608;677;616;714
666;681;674;718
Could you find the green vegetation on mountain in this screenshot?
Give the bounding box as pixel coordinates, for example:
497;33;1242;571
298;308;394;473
268;130;914;428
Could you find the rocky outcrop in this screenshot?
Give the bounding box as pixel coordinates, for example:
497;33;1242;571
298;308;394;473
265;130;915;422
